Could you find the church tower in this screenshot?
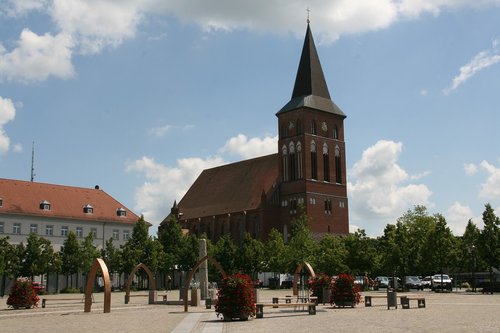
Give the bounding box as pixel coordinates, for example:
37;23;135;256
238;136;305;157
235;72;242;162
276;23;349;238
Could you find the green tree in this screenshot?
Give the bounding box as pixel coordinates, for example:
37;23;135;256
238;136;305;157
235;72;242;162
80;233;100;274
237;233;265;277
478;203;500;292
315;234;348;275
264;229;288;274
427;214;456;278
60;231;81;287
212;235;238;275
286;207;317;270
21;233;57;281
344;229;376;276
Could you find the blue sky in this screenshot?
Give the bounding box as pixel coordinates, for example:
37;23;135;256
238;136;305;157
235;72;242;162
1;1;499;236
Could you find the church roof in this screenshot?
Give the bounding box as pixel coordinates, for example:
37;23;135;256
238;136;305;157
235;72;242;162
278;23;345;117
0;178;142;225
174;154;279;220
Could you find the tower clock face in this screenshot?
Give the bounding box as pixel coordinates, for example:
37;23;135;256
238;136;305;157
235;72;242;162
321;121;328;132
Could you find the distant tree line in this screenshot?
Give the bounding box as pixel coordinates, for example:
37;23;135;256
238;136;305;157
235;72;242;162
0;204;498;291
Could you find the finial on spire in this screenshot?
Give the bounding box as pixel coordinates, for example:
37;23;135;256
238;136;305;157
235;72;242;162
306;7;310;24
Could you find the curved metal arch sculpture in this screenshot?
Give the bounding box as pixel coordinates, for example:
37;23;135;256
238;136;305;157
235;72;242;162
124;263;157;304
292;261;316;296
84;258;111;313
184;255;227;312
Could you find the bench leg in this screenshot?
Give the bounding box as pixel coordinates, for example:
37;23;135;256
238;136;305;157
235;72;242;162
418;299;426;308
365;296;372;307
308;305;316;315
256;304;264;318
401;297;409;309
42;299;46;308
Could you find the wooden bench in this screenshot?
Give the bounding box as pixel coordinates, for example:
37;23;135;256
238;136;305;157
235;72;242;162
400;296;425;309
256;302;316;318
364;295;387;307
271;296;318;305
41;296;93;308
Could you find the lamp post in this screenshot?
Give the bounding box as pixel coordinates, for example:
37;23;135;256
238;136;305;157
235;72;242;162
472;245;476;292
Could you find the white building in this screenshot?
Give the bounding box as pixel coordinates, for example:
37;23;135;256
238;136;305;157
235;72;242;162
0;178;145;251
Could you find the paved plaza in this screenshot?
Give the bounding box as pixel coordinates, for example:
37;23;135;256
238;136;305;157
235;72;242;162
1;289;499;332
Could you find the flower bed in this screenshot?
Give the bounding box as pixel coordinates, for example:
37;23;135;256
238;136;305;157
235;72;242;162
330;273;361;308
215;273;256;321
7;278;40;309
309;273;332;304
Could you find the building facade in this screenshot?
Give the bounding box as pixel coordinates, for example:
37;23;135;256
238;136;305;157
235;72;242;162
0;178;144;251
161;23;349;243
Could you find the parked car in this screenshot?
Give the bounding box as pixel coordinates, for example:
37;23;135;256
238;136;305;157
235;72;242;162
404;276;423;290
431;274;452;291
374;276;389;288
421;276;432;289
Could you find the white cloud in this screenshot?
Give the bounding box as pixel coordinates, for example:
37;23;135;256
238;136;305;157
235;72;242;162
0;29;74;82
50;0;143;54
12;143;23;153
443;38;500;94
3;1;500;82
220;134;277;159
446;202;476;235
149;125;172;138
464;163;479;175
348;140;432;235
478;160;500;198
0;96;16;154
126;155;225;229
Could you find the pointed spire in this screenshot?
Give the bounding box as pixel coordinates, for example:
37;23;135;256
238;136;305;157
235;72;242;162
291;23;330;100
277;23;345;117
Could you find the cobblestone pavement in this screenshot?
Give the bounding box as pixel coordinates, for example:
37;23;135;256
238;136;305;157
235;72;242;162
1;289;499;332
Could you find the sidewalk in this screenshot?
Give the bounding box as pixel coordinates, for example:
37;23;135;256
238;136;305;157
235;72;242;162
1;289;499;332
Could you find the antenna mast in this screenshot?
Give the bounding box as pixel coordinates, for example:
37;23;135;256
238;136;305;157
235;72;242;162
31;141;35;182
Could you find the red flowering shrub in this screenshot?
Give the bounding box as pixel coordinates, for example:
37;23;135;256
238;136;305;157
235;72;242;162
215;273;256;321
6;278;40;309
330;273;361;307
308;273;331;302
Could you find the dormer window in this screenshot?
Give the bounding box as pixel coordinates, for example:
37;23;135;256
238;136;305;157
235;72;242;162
83;204;93;214
116;207;126;217
40;200;51;211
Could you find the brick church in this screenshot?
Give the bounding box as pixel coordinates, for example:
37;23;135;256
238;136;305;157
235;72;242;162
160;23;349;243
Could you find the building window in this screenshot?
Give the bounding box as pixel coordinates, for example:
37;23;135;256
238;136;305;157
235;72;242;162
45;225;53;236
339;201;345;208
30;224;38;234
296;142;303;179
290;199;298;214
123;230;130;241
116;208;126;217
335;145;342;184
311;120;317;135
40;200;51;211
83;204;93;214
323;143;330;182
13;223;21;234
61;226;68;237
333;126;339;139
0;198;3;207
113;229;119;240
282;145;288;181
76;227;83;238
289;142;296;181
90;228;97;238
0;222;3;233
309;197;316;205
310;141;317;180
324;200;332;214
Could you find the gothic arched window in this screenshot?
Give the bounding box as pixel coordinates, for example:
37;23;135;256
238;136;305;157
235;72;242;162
282;144;288;181
311;120;317;135
335;145;342;184
323;143;330;182
311;141;317;180
296;141;303;179
289;142;296;181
